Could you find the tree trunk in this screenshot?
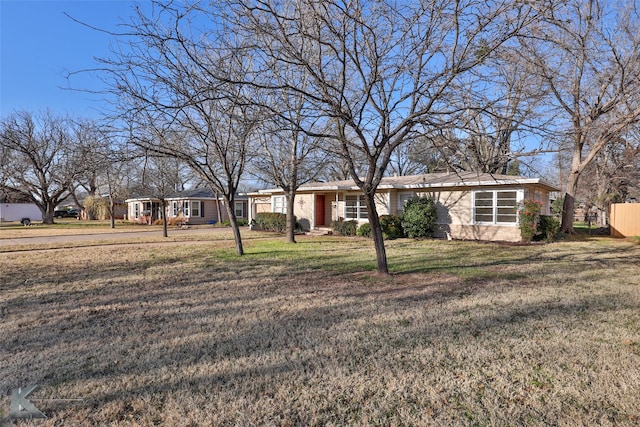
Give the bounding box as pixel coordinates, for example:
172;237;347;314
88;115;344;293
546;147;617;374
215;191;223;224
161;199;168;238
43;202;55;224
364;193;389;275
560;171;579;234
109;199;116;229
286;191;297;244
224;198;244;256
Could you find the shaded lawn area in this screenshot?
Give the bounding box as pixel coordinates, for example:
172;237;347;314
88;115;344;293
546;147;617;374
1;235;639;426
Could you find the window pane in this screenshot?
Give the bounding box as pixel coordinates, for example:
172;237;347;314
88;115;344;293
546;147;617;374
497;191;517;206
273;196;286;214
497;214;517;223
475;192;493;201
475;214;494;222
345;195;358;219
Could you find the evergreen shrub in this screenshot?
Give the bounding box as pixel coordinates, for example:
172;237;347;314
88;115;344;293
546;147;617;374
401;196;437;238
255;212;287;233
331;219;358;236
357;222;372;237
380;214;404;240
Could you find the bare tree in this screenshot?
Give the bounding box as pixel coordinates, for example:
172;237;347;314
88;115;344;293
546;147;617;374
519;0;640;233
578;135;640;225
252;77;329;243
137;153;187;238
67;118;112;220
99;1;258;255
229;0;540;274
0;111;80;224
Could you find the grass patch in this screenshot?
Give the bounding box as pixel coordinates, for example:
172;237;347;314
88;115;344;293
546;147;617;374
1;232;639;425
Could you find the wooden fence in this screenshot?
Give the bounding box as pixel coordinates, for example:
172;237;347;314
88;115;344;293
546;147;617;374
610;203;640;237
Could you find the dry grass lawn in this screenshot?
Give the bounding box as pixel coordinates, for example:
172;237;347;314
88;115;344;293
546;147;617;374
1;232;639;426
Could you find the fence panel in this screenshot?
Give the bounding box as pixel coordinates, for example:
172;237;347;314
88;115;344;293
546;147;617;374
610;203;640;237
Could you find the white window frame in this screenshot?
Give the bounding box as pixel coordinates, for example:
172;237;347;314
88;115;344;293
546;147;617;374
272;196;286;214
134;202;140;219
191;201;201;217
235;201;245;218
344;194;368;220
172;201;179;217
473;189;522;225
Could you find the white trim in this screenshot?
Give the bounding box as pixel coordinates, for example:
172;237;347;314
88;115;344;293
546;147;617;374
272;195;286;214
344;194;368;220
472;189;523;225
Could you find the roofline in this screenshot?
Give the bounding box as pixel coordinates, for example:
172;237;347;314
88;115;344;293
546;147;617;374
253;176;559;195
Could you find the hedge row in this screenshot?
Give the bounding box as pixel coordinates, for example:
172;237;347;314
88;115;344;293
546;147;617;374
254;212;288;233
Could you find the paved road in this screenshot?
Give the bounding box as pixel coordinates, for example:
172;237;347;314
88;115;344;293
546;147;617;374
0;227;227;247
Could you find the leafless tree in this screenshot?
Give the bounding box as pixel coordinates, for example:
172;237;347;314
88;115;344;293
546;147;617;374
66;118;112;220
99;1;259;255
136;153;187;238
0;111;80;224
253;121;328;242
252;72;330;242
577;135;640;225
228;0;541;274
519;0;640;233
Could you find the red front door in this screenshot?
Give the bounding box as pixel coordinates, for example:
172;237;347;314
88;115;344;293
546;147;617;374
315;195;325;227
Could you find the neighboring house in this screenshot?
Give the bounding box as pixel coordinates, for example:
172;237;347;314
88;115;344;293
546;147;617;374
249;172;559;242
126;188;248;225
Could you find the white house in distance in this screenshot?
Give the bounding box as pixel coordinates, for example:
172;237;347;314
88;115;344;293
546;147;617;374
249;172;559;242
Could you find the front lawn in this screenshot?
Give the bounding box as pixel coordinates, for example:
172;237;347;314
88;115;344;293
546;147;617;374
1;234;639;425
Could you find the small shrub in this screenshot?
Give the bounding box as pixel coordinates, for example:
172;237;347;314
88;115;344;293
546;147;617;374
380;214;404;240
236;219;249;226
357;222;372;237
401;196;437;239
169;216;185;226
518;200;542;243
538;215;561;242
254;212;287;233
331;219;358;236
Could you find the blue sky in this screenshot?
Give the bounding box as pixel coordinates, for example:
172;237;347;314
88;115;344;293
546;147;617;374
1;0;138;118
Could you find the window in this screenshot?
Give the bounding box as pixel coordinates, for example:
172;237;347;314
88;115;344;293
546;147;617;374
183;201;190;217
345;195;368;220
191;201;200;217
134;202;140;219
235;201;245;218
474;190;519;224
172;201;179;217
273;196;286;214
397;192;414;214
